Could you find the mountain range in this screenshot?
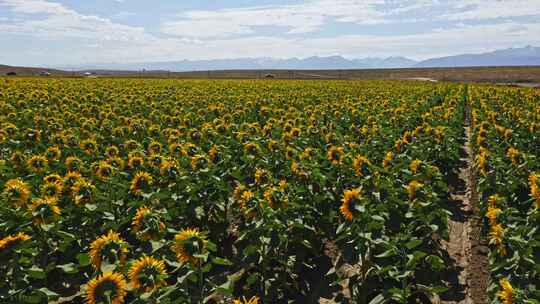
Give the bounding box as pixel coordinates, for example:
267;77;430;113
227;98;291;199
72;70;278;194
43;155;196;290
49;46;540;71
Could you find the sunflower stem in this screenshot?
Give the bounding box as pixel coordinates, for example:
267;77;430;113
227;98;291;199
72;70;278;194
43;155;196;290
198;264;204;304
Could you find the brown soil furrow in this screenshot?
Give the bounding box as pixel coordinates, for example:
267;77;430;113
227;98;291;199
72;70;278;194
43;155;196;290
435;100;489;304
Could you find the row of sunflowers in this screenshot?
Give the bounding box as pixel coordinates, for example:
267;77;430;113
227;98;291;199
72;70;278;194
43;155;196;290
0;77;492;303
470;85;540;303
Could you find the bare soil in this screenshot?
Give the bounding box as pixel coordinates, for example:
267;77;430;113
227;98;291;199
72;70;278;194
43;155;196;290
434;104;489;304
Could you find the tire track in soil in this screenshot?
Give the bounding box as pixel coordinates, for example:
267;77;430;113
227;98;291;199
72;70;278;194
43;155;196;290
434;93;489;304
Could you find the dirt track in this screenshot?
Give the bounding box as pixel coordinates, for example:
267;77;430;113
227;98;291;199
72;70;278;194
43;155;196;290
435;100;489;304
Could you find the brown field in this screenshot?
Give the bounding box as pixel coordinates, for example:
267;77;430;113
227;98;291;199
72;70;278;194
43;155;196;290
1;64;540;85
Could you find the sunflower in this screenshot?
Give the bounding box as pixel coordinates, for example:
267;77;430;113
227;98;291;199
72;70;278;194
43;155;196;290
27;155;48;174
130;172;153;196
409;160;423;174
95;161;114;181
407;180;423;201
264;187;288;209
63;171;82;194
171;228;208;266
40;181;63;198
128;155;144;170
208;145;219;163
0;232;31;251
497;278;514;304
489;223;506;256
160;160;180;178
107;156;125;170
3;178;31;207
80;138;98;155
43;174;62;184
128;255;167;292
85;272;127;304
238;190;254;209
190;154;209;171
131;206;166;241
106;146;120;158
243;142;260;157
65;156;83;172
45;146;62;162
486;206;502;226
232;296;260;304
382;151;393;169
340;188;361;221
506;147;520;165
353;155;371;177
10;151;25;168
29;197;61;225
72;180;96;205
148;155;163;170
528;173;540;209
89;230;129;270
326;145;344;165
147;141;162;155
254;168;269;184
476;148;488;176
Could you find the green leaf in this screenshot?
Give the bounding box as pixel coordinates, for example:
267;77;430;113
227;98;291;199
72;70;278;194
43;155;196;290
57;263;78;274
76;253;91;266
425;255;445;271
36;288;59;300
212;257;233;266
28;265;46;279
405;239;422;250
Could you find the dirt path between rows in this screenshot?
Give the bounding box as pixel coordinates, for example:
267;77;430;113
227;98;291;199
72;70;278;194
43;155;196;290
434;100;489;304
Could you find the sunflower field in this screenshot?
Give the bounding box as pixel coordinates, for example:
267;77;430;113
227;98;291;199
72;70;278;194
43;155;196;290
470;85;540;303
0;78;538;303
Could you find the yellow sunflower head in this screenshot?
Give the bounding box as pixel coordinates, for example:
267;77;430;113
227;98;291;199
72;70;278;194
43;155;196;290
72;180;96;205
340;188;362;221
232;296;260;304
40;181;63;198
353;155;371;177
128;155;145;170
190;154;209;171
89;230;129;270
85;272;127;304
171;228;208;266
327;145;344;165
159;160;180;178
95;161;114;181
254;168;269;185
65;156;83;172
131;206;166;241
497;278;514;304
27;155;48;174
106;146;120;158
43;174;62;185
382;151;393;169
45;146;62;162
80;138;98;155
107;156;125;170
29;197;61;225
3;178;31;207
0;232;31;251
147;141;162;155
128;255;167;292
130;172;153;196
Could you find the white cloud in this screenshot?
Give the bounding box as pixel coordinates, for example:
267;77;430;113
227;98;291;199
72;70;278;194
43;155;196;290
439;0;540;21
161;0;388;38
0;0;540;65
0;0;148;41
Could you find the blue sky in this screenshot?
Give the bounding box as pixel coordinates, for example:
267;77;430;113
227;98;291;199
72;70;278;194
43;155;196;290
1;0;540;66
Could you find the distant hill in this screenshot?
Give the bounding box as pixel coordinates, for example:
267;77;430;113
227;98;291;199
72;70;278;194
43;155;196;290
60;56;418;71
415;46;540;68
0;64;66;76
